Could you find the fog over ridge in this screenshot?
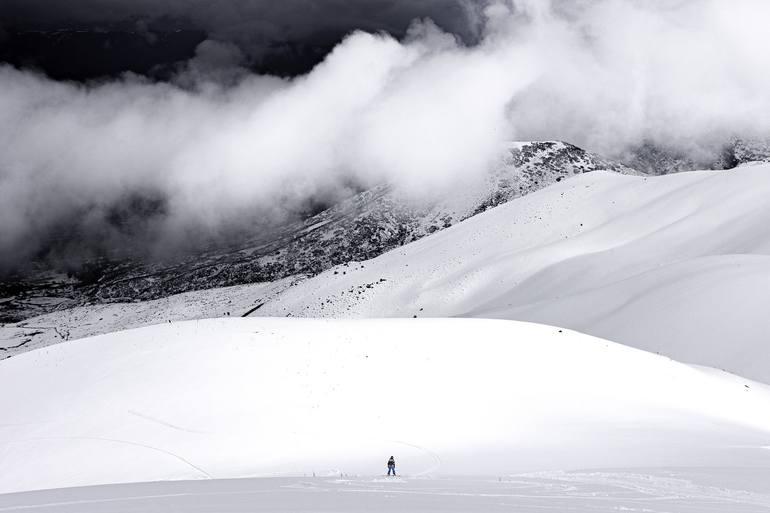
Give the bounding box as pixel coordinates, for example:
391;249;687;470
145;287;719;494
1;0;770;272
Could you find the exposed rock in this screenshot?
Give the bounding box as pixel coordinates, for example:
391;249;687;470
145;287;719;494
733;139;770;165
0;141;636;322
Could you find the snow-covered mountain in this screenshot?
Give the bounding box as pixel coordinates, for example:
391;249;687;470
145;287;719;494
1;141;634;323
623;138;770;175
4;150;770;508
2;317;769;495
247;163;770;383
734;138;770;164
7;161;770;384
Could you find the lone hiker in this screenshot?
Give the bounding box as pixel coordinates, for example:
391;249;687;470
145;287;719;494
387;456;396;476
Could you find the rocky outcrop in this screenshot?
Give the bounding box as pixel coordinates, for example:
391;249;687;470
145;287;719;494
0;141;636;322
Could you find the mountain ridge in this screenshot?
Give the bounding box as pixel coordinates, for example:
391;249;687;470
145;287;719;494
0;140;636;323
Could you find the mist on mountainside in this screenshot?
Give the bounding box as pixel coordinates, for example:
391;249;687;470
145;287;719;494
1;0;770;275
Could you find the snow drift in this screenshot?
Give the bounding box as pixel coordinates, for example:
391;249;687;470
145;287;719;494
257;163;770;383
1;317;770;494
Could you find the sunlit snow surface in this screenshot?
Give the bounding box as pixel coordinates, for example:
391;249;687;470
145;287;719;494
5;166;770;509
7;164;770;383
256;163;770;383
2;318;770;497
2;471;770;512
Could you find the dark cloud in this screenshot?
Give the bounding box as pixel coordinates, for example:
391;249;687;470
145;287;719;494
0;0;479;33
0;0;485;79
1;0;769;276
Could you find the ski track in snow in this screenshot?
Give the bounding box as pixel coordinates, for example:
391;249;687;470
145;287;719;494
4;318;770;496
126;410;209;435
0;437;213;480
1;471;770;512
392;441;442;476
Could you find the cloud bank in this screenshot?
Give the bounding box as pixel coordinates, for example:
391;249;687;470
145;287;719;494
0;0;485;70
2;0;770;272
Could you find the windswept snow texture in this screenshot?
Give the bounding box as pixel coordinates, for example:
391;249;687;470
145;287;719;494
3;471;770;512
1;318;770;495
0;278;295;358
256;164;770;383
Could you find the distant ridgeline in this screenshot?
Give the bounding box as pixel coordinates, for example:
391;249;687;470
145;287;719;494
0;141;634;322
626;138;770;175
1;138;768;324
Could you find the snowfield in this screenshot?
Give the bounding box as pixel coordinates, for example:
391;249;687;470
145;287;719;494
1;317;770;498
3;470;770;512
6;164;770;386
0;278;296;358
4;163;770;509
255;163;770;383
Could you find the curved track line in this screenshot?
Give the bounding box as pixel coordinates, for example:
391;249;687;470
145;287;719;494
127;410;209;434
392;440;442;476
0;436;213;479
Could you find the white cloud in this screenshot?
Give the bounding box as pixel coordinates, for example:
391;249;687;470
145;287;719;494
1;0;769;268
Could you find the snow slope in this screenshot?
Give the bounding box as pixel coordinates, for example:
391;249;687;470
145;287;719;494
0;278;296;358
1;317;770;494
1;141;634;323
256;164;770;383
4;470;770;512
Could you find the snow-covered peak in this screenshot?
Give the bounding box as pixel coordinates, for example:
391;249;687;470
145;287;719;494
1;141;633;323
254;163;770;383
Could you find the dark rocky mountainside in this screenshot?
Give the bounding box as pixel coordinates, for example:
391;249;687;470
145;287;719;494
624;138;770;175
0;141;636;323
733;139;770;165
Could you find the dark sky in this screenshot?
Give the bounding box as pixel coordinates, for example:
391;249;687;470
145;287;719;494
0;0;489;272
0;0;484;79
2;0;769;277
